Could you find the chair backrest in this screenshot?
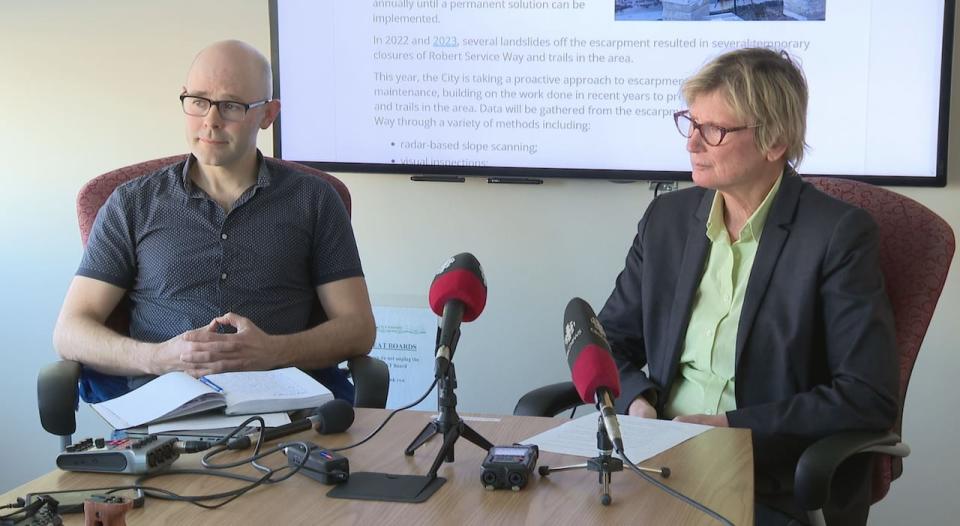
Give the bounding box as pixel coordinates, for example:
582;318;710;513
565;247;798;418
77;155;353;333
807;177;955;502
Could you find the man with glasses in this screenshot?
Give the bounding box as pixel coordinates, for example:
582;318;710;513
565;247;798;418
598;48;897;525
53;40;376;404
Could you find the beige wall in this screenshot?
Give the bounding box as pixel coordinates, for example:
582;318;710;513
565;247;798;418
2;2;957;523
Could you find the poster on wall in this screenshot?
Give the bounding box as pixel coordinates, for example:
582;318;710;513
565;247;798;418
370;305;439;411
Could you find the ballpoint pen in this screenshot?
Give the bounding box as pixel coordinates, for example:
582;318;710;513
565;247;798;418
199;376;224;393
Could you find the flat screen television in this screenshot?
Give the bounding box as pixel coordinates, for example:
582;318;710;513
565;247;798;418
269;0;953;186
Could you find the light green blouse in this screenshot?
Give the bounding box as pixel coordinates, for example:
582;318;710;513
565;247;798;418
662;175;783;418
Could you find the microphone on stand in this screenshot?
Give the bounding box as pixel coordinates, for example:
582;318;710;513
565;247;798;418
564;297;624;453
428;252;487;378
563;297;668;478
403;252;494;479
534;297;667;507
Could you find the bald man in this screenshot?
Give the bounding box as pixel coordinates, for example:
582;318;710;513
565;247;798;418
53;41;376;404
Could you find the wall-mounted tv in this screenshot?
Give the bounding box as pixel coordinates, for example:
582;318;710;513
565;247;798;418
270;0;953;186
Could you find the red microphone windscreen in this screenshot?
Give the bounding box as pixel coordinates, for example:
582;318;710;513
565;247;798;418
569;344;621;404
428;268;487;321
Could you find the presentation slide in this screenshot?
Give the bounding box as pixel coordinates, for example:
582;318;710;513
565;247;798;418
273;0;950;181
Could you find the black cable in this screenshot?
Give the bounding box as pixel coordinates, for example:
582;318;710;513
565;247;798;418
133;377;443;509
135;470;282;509
202;442;286;470
619;451;734;526
136;439;316;509
199;415;270;470
132;416;313;509
11;460;308;514
195;377;442;482
328;377;439;453
20;414;329;513
178;440;212;454
0;507;27;521
0;498;24;510
0;495;51;523
138;380;444;509
22;383;444;513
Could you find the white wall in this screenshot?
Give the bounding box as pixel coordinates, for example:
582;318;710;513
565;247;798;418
2;2;958;523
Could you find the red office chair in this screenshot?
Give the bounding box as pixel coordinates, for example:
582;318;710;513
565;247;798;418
38;155;388;448
792;177;954;525
514;177;955;525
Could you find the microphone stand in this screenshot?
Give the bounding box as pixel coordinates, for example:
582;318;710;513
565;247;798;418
538;414;623;505
537;411;669;506
404;329;493;480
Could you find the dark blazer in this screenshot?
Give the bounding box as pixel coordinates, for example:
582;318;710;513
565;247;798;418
599;171;899;521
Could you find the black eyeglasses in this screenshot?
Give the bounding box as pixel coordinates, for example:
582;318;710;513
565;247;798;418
673;110;760;146
180;94;270;122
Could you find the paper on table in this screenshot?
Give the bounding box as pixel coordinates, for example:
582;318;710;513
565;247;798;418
522;413;712;462
148;412;292;434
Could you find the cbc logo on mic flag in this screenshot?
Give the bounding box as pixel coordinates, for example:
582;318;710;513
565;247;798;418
436;257;455;275
564;321;580;357
589;316;607;341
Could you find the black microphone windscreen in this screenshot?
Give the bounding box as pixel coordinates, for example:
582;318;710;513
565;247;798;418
312;399;355;435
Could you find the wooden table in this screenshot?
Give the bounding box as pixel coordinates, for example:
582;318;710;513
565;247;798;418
1;409;753;525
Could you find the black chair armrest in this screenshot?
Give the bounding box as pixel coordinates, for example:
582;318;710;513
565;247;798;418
795;430;906;510
347;355;390;409
37;360;82;436
513;381;582;417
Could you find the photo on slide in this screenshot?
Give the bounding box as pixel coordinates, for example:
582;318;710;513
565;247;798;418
614;1;827;21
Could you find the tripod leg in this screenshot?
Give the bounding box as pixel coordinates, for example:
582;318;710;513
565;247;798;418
404;420;440;456
540;463;588;475
601;470;612;506
458;422;494;452
426;425;461;480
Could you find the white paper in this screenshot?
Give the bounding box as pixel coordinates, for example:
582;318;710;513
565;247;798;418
523;414;711;462
148;412;292;434
370;305;439;411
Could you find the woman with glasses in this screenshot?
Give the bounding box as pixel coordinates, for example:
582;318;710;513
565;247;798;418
597;48;897;526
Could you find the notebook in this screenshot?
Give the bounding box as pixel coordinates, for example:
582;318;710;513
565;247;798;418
90;368;333;429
